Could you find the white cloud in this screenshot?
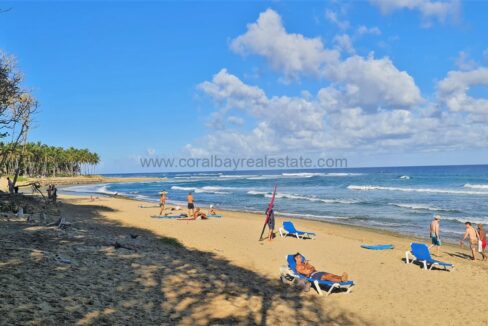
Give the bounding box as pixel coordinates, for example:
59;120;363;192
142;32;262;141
369;0;460;25
357;25;381;35
227;116;245;126
333;34;355;54
325;10;350;30
230;9;421;109
455;51;477;71
197;68;267;113
230;9;340;80
437;67;488;118
327;55;422;109
190;69;488;156
185;9;488;158
483;48;488;64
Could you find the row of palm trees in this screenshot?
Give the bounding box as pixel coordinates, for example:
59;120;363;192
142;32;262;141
0;142;100;177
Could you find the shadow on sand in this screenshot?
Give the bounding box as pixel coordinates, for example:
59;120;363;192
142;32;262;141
0;196;369;325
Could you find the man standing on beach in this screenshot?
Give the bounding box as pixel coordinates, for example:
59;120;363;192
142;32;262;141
159;191;167;216
460;222;480;260
429;215;441;256
187;192;194;217
477;224;487;261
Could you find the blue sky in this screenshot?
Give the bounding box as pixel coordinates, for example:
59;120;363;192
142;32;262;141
1;1;487;172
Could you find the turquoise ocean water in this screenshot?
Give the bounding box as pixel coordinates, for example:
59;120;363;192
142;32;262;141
61;165;488;243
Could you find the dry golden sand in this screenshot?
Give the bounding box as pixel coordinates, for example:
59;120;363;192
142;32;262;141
1;194;487;325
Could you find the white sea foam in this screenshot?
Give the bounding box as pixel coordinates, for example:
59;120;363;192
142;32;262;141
275;211;349;220
400;175;410;179
348;185;488;195
464;183;488;190
219;174;257;179
170;185;232;194
247;191;359;204
439;216;488;225
62;184;117;196
390;203;454;212
325;173;363;177
281;172;363;178
246;175;282;180
282;172;325;177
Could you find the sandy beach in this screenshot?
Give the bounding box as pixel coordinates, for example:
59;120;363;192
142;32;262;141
1;192;486;325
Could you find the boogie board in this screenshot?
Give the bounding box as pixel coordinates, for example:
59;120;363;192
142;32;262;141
361;244;394;250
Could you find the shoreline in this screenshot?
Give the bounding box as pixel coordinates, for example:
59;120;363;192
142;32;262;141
17;175;165;187
61;185;463;247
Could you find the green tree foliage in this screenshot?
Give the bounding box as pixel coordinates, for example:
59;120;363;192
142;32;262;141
0;142;100;177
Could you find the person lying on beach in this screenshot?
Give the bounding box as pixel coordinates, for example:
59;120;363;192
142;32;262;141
193;208;207;220
294;253;348;283
159;191;167;215
477;224;487;261
429;215;441;256
460;222;480;260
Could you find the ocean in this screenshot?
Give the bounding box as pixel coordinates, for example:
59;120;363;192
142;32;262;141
61;165;488;243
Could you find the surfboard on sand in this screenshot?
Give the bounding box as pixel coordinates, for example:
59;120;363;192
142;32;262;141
361;244;394;250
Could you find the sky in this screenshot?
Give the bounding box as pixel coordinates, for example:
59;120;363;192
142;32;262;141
1;0;487;173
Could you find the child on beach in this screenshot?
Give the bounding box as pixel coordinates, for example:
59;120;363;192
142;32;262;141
477;224;487;261
460;222;481;260
429;215;441;256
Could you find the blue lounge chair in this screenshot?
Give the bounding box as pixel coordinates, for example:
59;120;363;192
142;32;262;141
405;243;454;271
280;254;355;296
279;221;316;239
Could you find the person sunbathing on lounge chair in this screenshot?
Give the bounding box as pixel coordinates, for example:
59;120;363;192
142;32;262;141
294;253;348;282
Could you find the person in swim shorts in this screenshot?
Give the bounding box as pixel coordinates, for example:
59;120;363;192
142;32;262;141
460;222;481;260
429;215;442;256
187;192;195;217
